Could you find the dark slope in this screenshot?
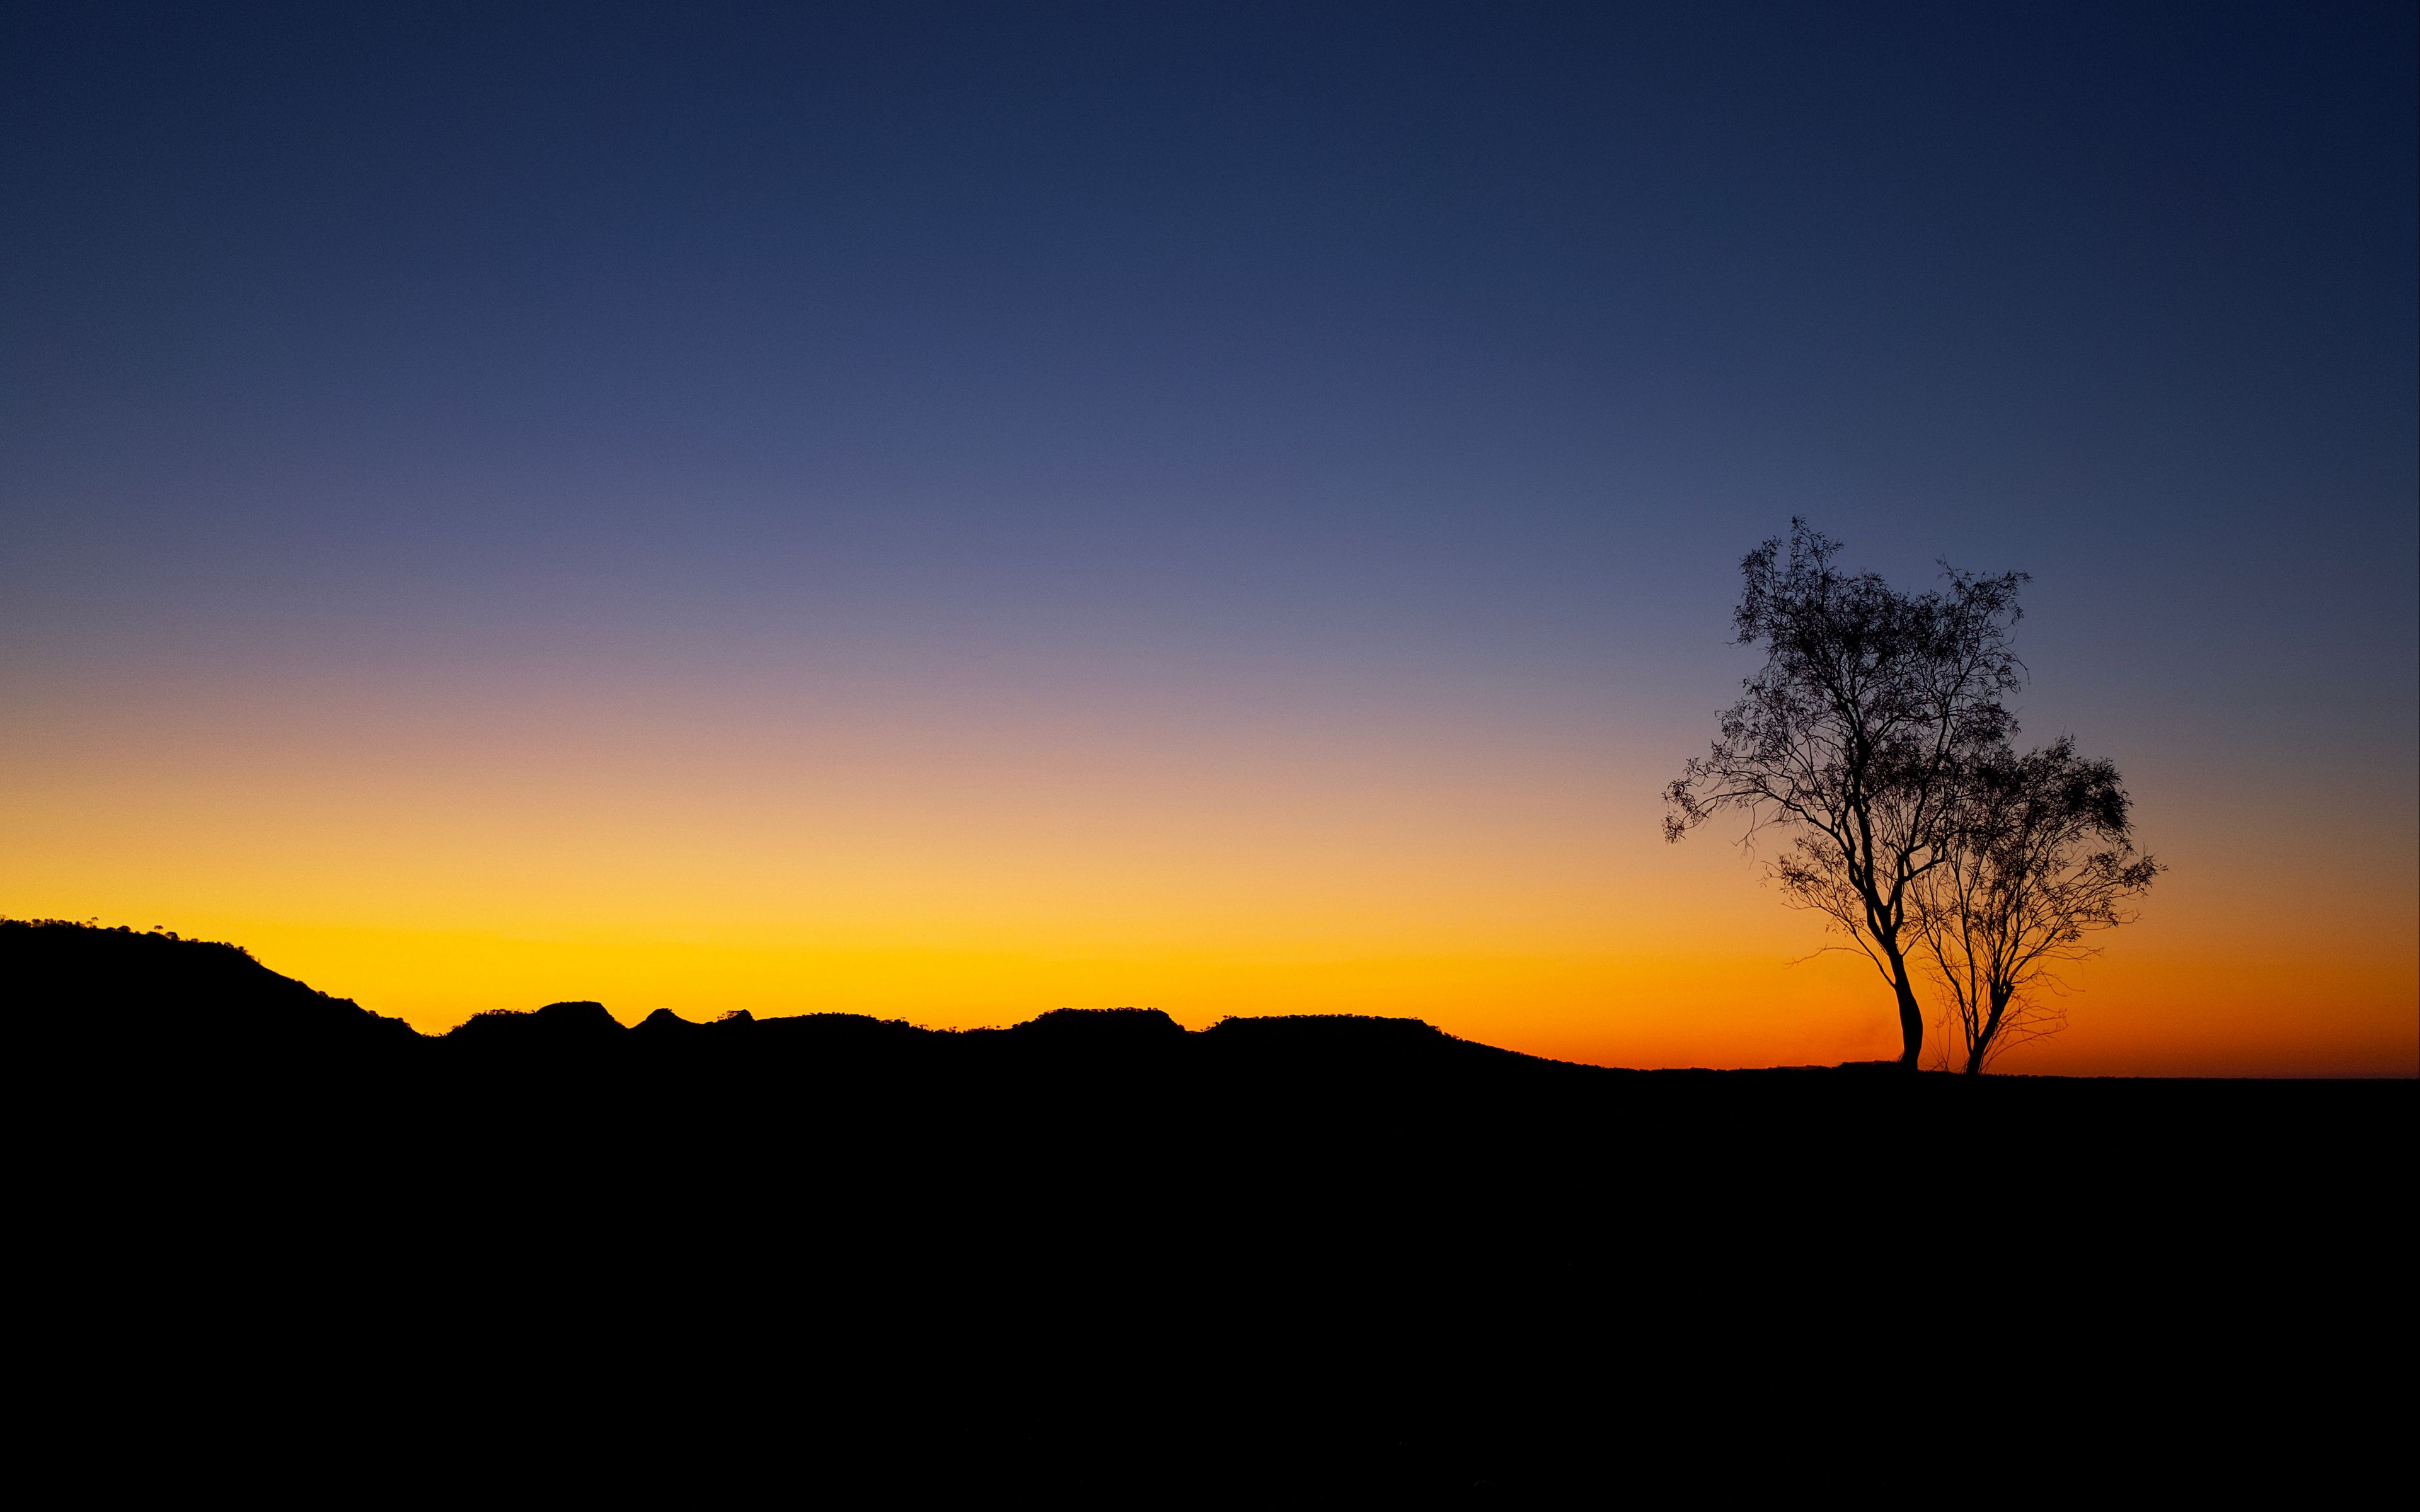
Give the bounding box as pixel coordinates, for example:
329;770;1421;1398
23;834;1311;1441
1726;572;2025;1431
14;920;2410;1493
9;917;418;1061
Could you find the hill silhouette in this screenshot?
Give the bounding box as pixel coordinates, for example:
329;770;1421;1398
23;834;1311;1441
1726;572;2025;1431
14;918;2406;1493
16;917;420;1057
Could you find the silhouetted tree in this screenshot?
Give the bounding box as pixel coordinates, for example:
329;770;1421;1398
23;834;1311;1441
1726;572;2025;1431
1911;737;2162;1074
1664;522;2025;1067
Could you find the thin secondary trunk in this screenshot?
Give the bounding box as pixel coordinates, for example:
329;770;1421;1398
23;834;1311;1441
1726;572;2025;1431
1964;988;2013;1076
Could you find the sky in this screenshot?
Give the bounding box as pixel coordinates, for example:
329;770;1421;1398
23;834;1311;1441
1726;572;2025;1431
4;3;2413;1074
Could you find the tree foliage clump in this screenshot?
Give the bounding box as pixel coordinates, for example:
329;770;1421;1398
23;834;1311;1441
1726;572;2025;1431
1911;737;2162;1074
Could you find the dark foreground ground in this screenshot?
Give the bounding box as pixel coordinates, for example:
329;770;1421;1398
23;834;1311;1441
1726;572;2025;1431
16;919;2412;1494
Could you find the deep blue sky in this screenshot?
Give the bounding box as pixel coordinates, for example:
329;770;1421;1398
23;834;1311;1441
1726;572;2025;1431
6;4;2416;917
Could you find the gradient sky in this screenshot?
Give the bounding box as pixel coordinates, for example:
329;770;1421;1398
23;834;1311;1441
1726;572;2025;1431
5;3;2414;1073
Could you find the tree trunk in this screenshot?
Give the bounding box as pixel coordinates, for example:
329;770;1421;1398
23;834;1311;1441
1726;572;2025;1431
1965;987;2012;1076
1882;939;1923;1068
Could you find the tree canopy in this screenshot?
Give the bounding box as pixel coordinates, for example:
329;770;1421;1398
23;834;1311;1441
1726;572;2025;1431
1666;521;2026;1067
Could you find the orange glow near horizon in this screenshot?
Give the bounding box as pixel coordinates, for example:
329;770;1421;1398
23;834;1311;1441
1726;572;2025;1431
7;659;2412;1077
8;3;2417;1088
